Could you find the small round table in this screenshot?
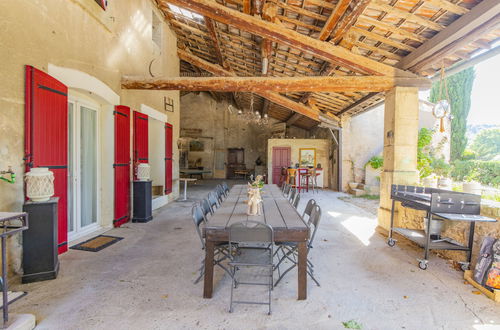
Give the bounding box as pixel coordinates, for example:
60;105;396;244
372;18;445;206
179;178;197;201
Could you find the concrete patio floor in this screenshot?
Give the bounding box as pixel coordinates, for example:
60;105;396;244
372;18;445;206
10;180;500;330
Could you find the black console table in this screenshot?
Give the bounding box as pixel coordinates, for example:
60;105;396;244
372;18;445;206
22;198;59;283
132;180;153;222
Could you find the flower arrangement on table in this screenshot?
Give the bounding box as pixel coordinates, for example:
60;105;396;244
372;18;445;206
250;175;265;189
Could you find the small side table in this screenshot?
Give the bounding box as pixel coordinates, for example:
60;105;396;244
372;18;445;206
132;180;153;223
22;198;59;283
179;178;197;201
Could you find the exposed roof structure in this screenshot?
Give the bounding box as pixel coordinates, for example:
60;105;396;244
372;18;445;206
146;0;499;129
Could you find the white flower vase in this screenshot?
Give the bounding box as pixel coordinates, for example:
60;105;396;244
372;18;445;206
25;167;54;202
422;177;438;188
438;178;452;190
247;187;262;216
137;163;151;181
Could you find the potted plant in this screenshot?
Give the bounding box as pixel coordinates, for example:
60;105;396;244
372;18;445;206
365;155;383;187
432;157;452;190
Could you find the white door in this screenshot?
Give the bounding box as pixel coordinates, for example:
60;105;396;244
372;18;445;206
68;100;100;241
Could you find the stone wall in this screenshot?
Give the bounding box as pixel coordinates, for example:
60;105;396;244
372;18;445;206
0;0;180;276
180;92;308;178
396;200;500;265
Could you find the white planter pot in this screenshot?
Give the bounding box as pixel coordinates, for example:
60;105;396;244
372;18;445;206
25;167;54;202
137;163;151;181
348;182;358;190
438;178;452;190
463;181;482;195
422;177;438;188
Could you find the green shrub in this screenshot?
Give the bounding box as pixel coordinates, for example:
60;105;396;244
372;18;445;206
431;157;451;177
366;155;383;169
451;160;500;187
461;149;477;160
417;128;434;179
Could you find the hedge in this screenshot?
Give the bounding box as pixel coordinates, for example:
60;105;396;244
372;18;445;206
450;160;500;188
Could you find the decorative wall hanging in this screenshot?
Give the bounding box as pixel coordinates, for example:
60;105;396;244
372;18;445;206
164;97;174;112
189;140;205;152
299;148;316;167
432;64;451;133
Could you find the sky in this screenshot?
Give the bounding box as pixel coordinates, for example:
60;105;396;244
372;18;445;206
468;53;500;125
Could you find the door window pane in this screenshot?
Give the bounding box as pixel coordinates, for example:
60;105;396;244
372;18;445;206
80;106;97;227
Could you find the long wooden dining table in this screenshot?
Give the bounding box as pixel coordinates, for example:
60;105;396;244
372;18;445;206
202;184;310;300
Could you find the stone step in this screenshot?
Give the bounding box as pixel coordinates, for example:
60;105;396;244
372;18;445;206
352;188;365;196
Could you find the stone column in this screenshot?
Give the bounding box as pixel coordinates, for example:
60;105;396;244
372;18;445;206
378;87;419;230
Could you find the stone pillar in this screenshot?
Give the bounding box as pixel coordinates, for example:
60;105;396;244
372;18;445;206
378;87;419;230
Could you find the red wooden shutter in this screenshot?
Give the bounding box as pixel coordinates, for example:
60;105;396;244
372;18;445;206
133;111;148;180
25;65;69;254
165;123;173;194
113;106;131;227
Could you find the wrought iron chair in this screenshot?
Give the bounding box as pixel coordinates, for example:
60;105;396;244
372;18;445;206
191;204;230;284
228;220;274;315
274;204;321;287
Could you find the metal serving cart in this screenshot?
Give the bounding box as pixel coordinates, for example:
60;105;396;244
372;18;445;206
0;212;29;324
387;184;496;270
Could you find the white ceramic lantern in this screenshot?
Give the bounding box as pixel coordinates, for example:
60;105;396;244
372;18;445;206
25;167;54;202
137;163;151;181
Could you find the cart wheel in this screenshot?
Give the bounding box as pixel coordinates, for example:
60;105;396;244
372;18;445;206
460;263;470;271
418;260;428;270
387;238;396;247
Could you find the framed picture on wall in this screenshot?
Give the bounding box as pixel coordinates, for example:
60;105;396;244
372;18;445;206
299;148;316;167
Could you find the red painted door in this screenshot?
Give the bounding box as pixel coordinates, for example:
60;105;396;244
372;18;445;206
133;111;148;179
25;65;69;254
165;124;173;194
114;106;131;227
272;147;291;185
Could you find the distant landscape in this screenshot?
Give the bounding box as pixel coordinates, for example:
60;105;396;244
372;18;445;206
466;124;500;146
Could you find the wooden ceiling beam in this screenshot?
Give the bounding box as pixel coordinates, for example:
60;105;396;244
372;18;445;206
286;113;302;125
397;0;500;71
318;0;351;41
330;0;372;44
159;0;416;77
173;49;323;121
122;75;432;92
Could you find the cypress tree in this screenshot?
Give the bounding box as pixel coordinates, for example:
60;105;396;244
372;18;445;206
429;67;475;161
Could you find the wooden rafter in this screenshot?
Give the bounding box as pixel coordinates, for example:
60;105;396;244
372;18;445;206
330;0;372;44
397;0;500;71
121;75;431;92
173;49;325;121
159;0;416;77
318;0;350;41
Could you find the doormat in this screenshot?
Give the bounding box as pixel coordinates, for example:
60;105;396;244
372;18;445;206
70;235;123;252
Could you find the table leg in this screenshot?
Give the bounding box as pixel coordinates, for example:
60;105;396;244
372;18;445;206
203;241;215;298
183;180;188;201
297;241;307;300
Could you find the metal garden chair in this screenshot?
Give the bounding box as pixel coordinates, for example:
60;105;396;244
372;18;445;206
283;183;291;197
292;192;301;209
200;198;213;218
208;191;219;211
228;220;274;315
274;204;321;287
288;187;297;204
215;185;225;203
191;204;230;284
302;199;317;225
222;182;230;196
